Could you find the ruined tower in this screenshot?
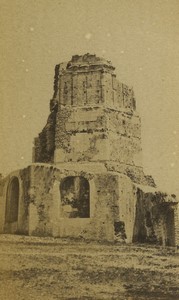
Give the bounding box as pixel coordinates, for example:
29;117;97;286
33;54;153;186
0;54;178;246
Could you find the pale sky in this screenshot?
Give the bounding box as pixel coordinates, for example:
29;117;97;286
0;0;179;196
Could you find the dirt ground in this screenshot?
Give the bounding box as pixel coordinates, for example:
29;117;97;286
0;235;178;300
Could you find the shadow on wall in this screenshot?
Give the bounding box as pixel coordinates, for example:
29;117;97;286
132;189;176;246
4;176;19;233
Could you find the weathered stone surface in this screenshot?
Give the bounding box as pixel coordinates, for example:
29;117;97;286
0;53;178;246
33;53;139;171
32;105;57;163
133;185;178;246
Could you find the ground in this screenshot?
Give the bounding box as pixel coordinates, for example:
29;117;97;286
0;235;178;300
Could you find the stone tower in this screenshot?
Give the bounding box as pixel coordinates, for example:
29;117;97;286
0;54;178;246
33;54;151;185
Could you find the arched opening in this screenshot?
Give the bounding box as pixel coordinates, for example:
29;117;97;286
60;176;90;218
5;177;19;223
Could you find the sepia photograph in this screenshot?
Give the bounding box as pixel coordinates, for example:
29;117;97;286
0;0;179;299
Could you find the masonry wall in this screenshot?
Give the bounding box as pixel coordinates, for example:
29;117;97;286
33;54;137;167
116;175;138;243
27;165;178;246
59;71;103;106
54;107;109;163
58;67;136;111
1;54;178;246
54;106;142;168
0;164;178;246
132;187;178;246
28;164;119;240
33;102;58;163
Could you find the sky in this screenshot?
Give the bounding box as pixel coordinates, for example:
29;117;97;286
0;0;179;196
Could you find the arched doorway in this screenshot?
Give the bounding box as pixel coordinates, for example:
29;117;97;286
60;176;90;218
5;177;19;224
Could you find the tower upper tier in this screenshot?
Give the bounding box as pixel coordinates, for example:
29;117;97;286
52;53;136;112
